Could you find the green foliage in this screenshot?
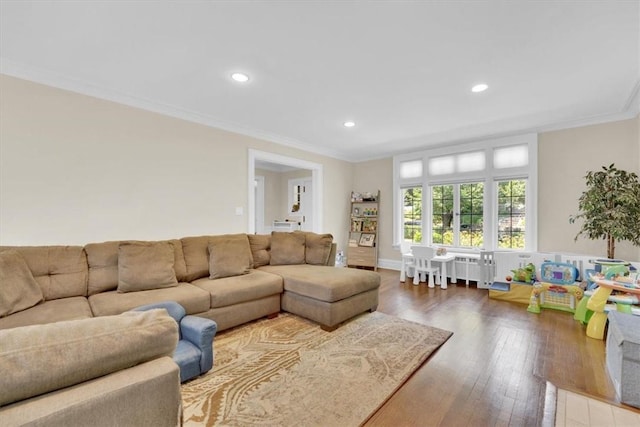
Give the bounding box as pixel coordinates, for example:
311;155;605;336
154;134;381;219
570;164;640;259
403;187;422;217
498;233;526;250
403;187;422;243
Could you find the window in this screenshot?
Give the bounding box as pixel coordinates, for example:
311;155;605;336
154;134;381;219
497;179;527;249
494;145;528;169
393;133;537;251
428;151;485;176
431;182;484;248
459;182;484;247
402;187;422;243
288;178;311;216
431;185;453;245
399;160;423;179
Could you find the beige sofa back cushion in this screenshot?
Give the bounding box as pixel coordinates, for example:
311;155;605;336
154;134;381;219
208;234;252;279
0;309;178;406
180;235;213;282
297;231;334;265
0;246;87;300
270;232;306;265
118;242;179;292
248;234;271;267
0;250;44;317
85;239;187;295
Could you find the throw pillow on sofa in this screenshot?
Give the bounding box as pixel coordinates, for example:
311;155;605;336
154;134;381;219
208;234;252;279
270;232;305;265
117;241;178;292
0;250;44;317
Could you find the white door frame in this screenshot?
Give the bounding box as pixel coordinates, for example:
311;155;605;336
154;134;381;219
254;175;265;234
248;149;323;234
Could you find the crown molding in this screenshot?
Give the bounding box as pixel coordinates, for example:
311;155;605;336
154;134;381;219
623;79;640;114
2;58;638;165
0;58;352;161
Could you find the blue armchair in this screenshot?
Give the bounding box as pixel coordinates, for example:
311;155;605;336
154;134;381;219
133;301;217;382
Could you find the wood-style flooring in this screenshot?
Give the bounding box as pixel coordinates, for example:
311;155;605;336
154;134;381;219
364;268;639;426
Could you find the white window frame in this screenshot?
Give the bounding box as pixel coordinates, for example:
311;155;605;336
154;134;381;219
393;133;537;251
429;181;486;248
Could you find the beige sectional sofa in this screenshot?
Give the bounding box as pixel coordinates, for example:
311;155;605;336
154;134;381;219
0;231;380;332
0;231;380;426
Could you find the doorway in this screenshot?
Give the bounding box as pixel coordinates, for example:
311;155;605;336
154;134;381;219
248;149;323;234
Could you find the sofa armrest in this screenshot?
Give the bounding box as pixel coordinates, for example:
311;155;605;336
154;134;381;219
0;357;181;427
0;309;178;406
181;315;217;372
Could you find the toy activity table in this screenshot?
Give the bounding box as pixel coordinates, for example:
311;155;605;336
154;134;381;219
527;282;584;314
586;279;640;340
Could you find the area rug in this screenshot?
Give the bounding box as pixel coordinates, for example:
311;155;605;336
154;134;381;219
181;311;452;426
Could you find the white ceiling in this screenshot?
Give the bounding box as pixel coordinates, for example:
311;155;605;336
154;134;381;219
1;1;639;161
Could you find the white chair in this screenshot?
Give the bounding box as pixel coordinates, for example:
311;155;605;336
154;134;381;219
399;241;415;282
411;245;441;287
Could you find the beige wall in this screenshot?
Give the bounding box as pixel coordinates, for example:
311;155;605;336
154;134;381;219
0;75;353;247
352;158;395;260
538;117;640;261
3;74;638;263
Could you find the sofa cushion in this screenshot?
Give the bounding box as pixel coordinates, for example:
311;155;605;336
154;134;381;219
0;250;44;317
89;283;211;316
86;240;187;295
118;241;178;292
0;296;93;330
85;241;120;295
0;309;178;406
259;264;380;302
270;232;305;265
208;234;252;279
297;231;334;265
248;234;271;267
180;235;212;282
0;246;88;300
192;270;283;308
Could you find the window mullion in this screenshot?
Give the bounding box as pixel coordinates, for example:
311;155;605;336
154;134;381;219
453;185;460;247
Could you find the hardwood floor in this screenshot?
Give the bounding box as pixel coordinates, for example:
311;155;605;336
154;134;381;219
364;268;636;426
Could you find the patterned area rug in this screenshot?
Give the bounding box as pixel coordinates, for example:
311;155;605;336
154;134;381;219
181;311;452;426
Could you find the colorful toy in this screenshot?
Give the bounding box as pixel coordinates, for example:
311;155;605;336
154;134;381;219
586;277;640;339
511;263;536;283
527;262;582;314
540;261;579;285
527;281;583;314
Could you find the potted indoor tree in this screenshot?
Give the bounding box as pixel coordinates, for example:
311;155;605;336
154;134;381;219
570;164;640;259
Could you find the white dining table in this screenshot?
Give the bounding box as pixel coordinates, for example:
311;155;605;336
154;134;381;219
432;253;457;289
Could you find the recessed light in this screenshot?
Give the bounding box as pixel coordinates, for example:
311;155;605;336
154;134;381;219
343;121;356;128
471;83;488;93
231;72;250;83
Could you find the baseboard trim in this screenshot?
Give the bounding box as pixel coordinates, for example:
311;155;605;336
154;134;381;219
377;258;401;271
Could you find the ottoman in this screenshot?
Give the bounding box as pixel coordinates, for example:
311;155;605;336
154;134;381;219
606;311;640;408
259;264;380;331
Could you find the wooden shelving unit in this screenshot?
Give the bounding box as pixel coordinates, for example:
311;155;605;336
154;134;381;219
347;190;379;270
